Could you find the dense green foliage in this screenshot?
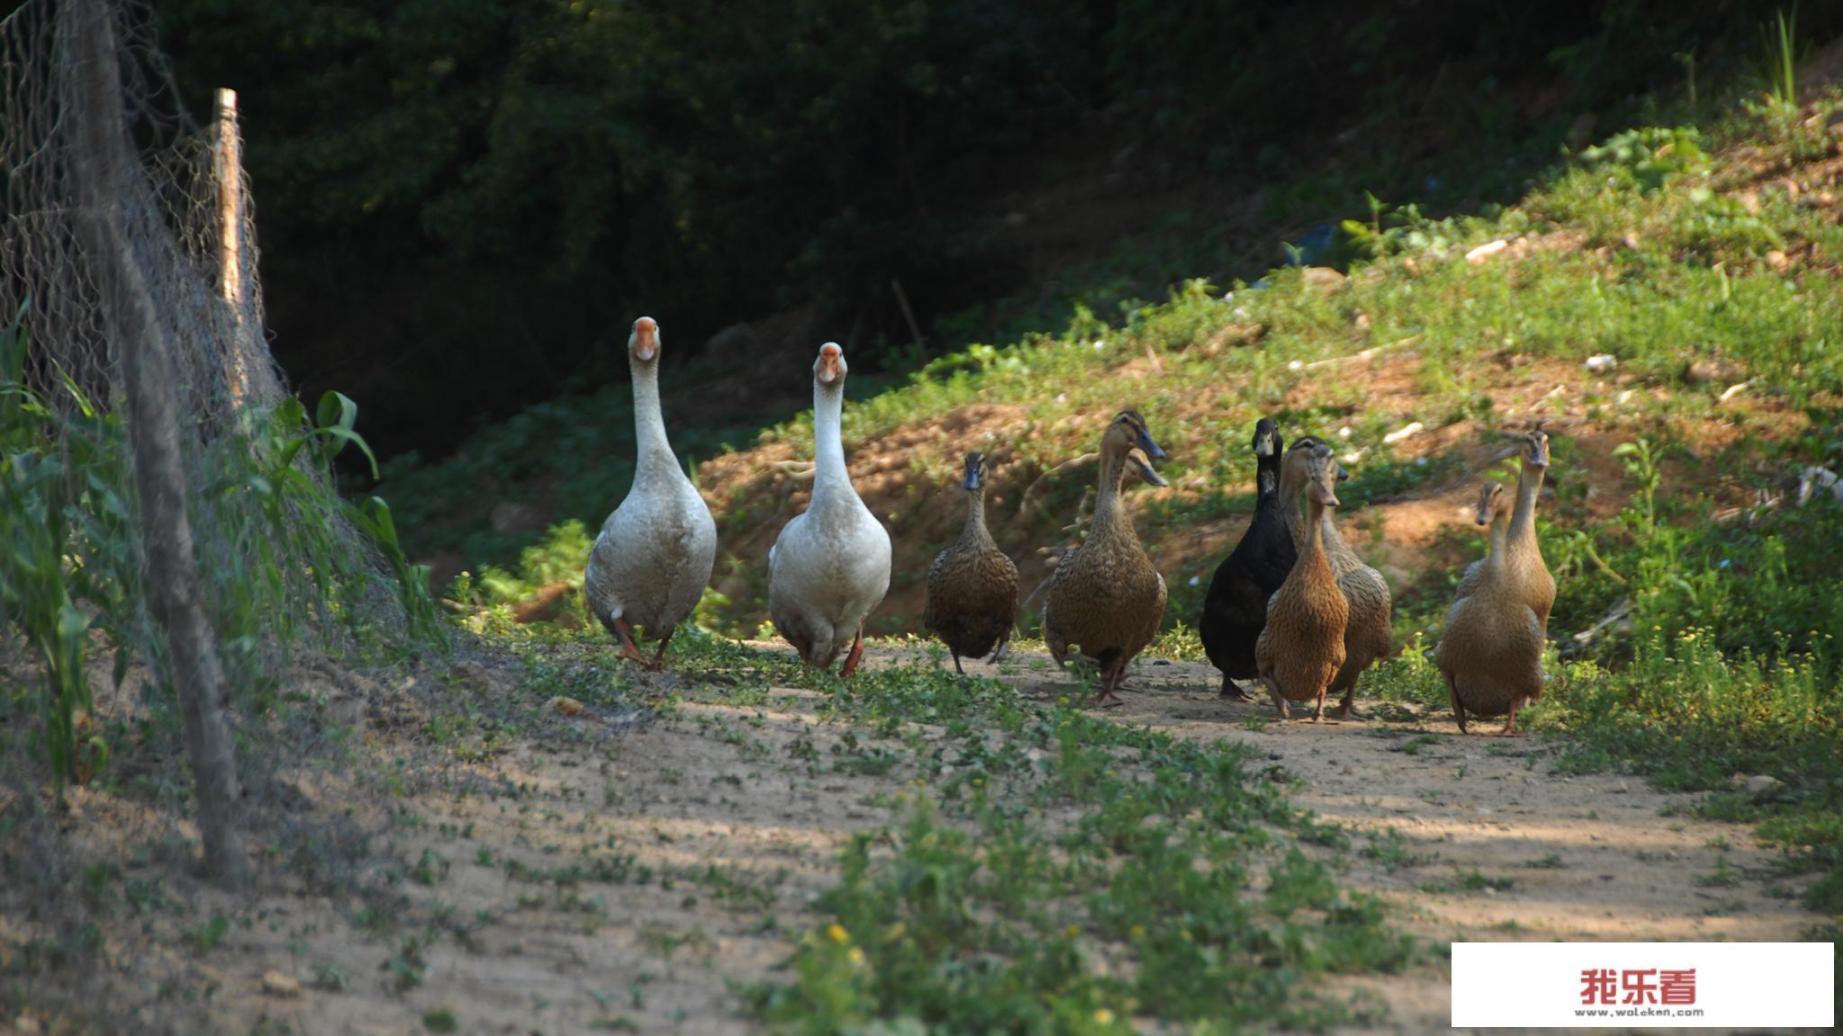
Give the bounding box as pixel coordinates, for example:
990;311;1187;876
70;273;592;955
0;303;442;794
0;308;136;791
157;0;1843;457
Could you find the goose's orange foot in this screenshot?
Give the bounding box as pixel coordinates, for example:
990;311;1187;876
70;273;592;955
839;628;866;679
646;628;676;671
610;618;651;667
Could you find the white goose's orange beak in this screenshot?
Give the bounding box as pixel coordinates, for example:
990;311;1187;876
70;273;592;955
815;342;845;385
631;316;660;362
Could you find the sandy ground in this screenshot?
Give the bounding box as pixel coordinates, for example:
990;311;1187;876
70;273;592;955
150;645;1824;1036
1042;654;1824;1033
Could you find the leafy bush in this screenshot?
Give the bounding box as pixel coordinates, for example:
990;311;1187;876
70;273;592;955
1;303;444;792
0;307;136;791
1579;127;1711;191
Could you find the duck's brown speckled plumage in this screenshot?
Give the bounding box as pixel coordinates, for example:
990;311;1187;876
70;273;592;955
1256;442;1348;721
1280;435;1392;717
924;453;1019;673
1436;432;1555;734
1042;411;1168;705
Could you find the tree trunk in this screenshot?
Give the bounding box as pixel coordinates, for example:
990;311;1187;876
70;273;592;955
63;0;249;888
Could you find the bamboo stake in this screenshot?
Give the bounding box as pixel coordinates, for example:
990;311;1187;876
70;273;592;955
213;86;252;411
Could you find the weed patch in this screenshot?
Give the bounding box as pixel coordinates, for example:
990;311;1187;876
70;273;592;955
695;641;1419;1031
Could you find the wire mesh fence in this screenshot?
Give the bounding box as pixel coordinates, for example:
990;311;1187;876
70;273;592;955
1;0;434;727
2;1;447;1017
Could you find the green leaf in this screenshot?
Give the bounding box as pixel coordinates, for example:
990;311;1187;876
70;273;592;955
276;436;309;471
316;390;359;434
362;496;401;548
308;426;380;478
57;601;92;643
86;735;110;774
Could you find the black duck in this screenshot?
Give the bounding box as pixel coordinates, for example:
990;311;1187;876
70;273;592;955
1198;418;1295;700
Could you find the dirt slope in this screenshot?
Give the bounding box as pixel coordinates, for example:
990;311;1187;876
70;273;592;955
693;345;1801;640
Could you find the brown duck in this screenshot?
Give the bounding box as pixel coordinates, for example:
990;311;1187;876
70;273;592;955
1455;431;1554;612
1281;436;1392;717
1042;410;1169;706
1255;440;1348;722
1435;431;1555;734
1505;430;1557;626
924;452;1020;674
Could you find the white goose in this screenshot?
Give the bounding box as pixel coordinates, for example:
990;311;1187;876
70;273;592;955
584;316;718;668
768;342;891;677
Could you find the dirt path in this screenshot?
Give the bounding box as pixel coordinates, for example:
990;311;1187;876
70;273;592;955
1023;653;1823;1031
199;645;1821;1036
220;681;865;1036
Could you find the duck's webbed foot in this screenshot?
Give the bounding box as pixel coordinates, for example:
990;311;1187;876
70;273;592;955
1090;660;1127;707
1496;699;1526;737
1220;676;1256;702
1332;685;1363;719
1263;681;1290;721
1447;677;1469;734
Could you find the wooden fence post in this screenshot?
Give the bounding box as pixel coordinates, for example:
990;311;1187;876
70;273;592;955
213;86;253;412
64;0;249;888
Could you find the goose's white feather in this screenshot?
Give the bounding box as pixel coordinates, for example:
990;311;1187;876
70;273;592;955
767;344;891;667
585;318;717;639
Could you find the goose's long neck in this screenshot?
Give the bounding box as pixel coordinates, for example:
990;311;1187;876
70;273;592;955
631;360;676;481
1507;464;1546;553
812;383;852;499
